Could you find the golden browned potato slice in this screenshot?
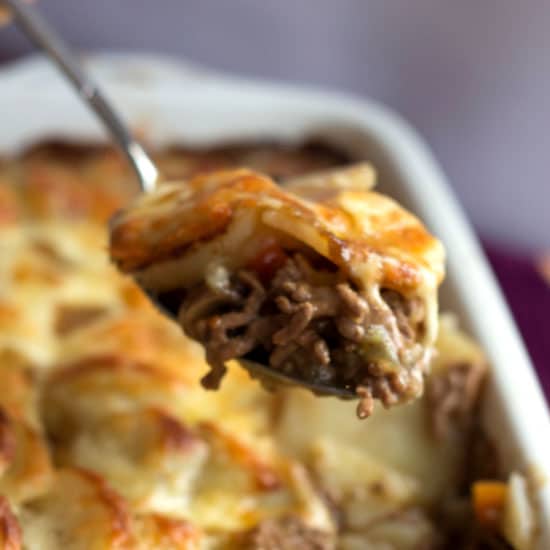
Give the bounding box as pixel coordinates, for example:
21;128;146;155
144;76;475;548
0;350;52;505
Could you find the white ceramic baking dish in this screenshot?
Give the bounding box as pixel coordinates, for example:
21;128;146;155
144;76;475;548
1;53;549;545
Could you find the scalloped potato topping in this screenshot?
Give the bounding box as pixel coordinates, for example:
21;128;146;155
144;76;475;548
0;142;537;549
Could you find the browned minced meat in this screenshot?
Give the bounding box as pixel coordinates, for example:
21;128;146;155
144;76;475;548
426;361;487;439
238;516;334;550
179;254;426;417
427;363;510;549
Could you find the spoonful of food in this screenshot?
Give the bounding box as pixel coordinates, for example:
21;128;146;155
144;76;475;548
108;160;446;419
7;0;446;418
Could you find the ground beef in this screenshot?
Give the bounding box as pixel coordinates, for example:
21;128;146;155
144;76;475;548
426;361;487;439
178;253;427;417
436;494;514;550
238;516;334;550
426;362;508;550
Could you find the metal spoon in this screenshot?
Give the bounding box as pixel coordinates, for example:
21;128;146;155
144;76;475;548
6;0;356;399
3;0;158;193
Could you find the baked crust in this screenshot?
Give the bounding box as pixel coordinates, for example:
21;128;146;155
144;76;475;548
110;166;444;299
0;142;516;549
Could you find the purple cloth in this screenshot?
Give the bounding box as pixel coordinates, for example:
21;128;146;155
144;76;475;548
483;240;550;400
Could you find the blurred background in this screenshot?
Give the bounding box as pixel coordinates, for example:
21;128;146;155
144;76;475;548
1;0;548;249
0;0;548;392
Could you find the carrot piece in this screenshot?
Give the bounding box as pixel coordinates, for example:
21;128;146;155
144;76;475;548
472;480;508;529
247;240;288;284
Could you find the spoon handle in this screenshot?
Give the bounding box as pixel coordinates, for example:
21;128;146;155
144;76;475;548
4;0;158;193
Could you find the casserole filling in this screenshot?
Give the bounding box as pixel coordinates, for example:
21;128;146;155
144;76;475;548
178;248;428;418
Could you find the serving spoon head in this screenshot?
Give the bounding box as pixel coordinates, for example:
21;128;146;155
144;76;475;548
238;359;357;399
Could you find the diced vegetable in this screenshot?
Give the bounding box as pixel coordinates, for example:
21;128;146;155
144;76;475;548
472;480;508;529
247;241;288;283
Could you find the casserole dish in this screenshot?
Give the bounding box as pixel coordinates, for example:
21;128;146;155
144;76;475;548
0;53;549;547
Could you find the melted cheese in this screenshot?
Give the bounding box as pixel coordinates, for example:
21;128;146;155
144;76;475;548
111;168;444;295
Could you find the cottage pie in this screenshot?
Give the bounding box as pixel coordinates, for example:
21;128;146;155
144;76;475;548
0;142;537;549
